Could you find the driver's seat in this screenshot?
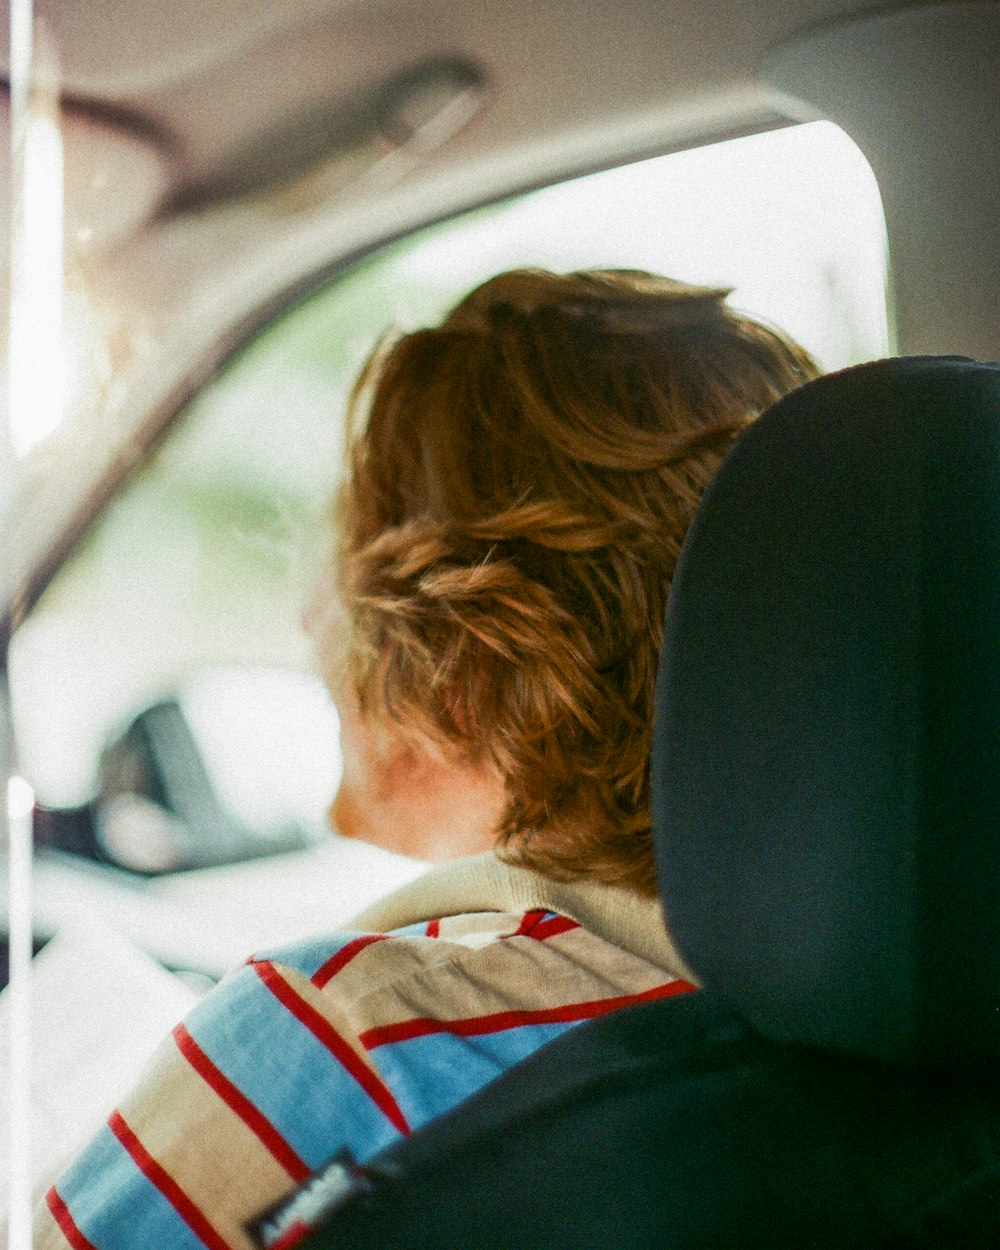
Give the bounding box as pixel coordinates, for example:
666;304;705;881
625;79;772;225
303;355;1000;1248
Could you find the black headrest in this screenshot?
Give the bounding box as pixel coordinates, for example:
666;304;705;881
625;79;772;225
652;356;1000;1067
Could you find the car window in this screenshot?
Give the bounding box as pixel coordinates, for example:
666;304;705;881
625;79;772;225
7;120;888;941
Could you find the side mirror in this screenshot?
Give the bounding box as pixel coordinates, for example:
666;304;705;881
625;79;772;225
92;666;341;874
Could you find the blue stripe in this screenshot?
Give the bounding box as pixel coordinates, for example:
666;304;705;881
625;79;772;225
387;921;435;937
54;1123;209;1250
185;963;402;1167
372;1020;575;1124
249;932;375;980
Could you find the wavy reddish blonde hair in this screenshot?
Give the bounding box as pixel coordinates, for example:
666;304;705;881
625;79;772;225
316;269;819;894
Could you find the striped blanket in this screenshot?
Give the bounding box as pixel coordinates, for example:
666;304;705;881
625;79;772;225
35;908;694;1250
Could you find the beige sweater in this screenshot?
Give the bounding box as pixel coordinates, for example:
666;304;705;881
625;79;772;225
351;850;698;983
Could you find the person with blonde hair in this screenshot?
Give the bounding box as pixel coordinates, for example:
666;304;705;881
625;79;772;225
37;269;818;1250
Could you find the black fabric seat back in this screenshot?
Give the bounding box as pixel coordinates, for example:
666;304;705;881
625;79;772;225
303;357;1000;1249
653;354;1000;1066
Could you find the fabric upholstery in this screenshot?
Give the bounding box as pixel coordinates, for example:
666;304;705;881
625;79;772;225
308;992;1000;1249
653;355;1000;1064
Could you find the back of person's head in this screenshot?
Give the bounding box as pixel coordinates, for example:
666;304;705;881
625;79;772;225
317;268;819;894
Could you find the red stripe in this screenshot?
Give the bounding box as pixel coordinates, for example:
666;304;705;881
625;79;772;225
253;960;410;1135
360;979;697;1049
524;914;580;941
512;909;547;936
108;1110;233;1250
312;934;389;989
425;918;441;938
46;1188;99;1250
172;1022;309;1183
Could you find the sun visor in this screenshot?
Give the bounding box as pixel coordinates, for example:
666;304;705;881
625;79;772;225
0;95;167;259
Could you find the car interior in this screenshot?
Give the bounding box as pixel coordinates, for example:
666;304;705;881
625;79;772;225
1;0;999;1244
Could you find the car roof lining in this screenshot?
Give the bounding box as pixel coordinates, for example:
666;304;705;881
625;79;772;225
2;0;999;636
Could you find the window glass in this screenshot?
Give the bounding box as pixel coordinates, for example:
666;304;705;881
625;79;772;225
9;120;888;857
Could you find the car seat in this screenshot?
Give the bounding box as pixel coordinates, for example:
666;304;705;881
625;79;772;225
298;355;1000;1248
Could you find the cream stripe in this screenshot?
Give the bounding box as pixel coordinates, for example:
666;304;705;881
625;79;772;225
342;925;678;1035
115;1039;297;1250
32;1201;69;1250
